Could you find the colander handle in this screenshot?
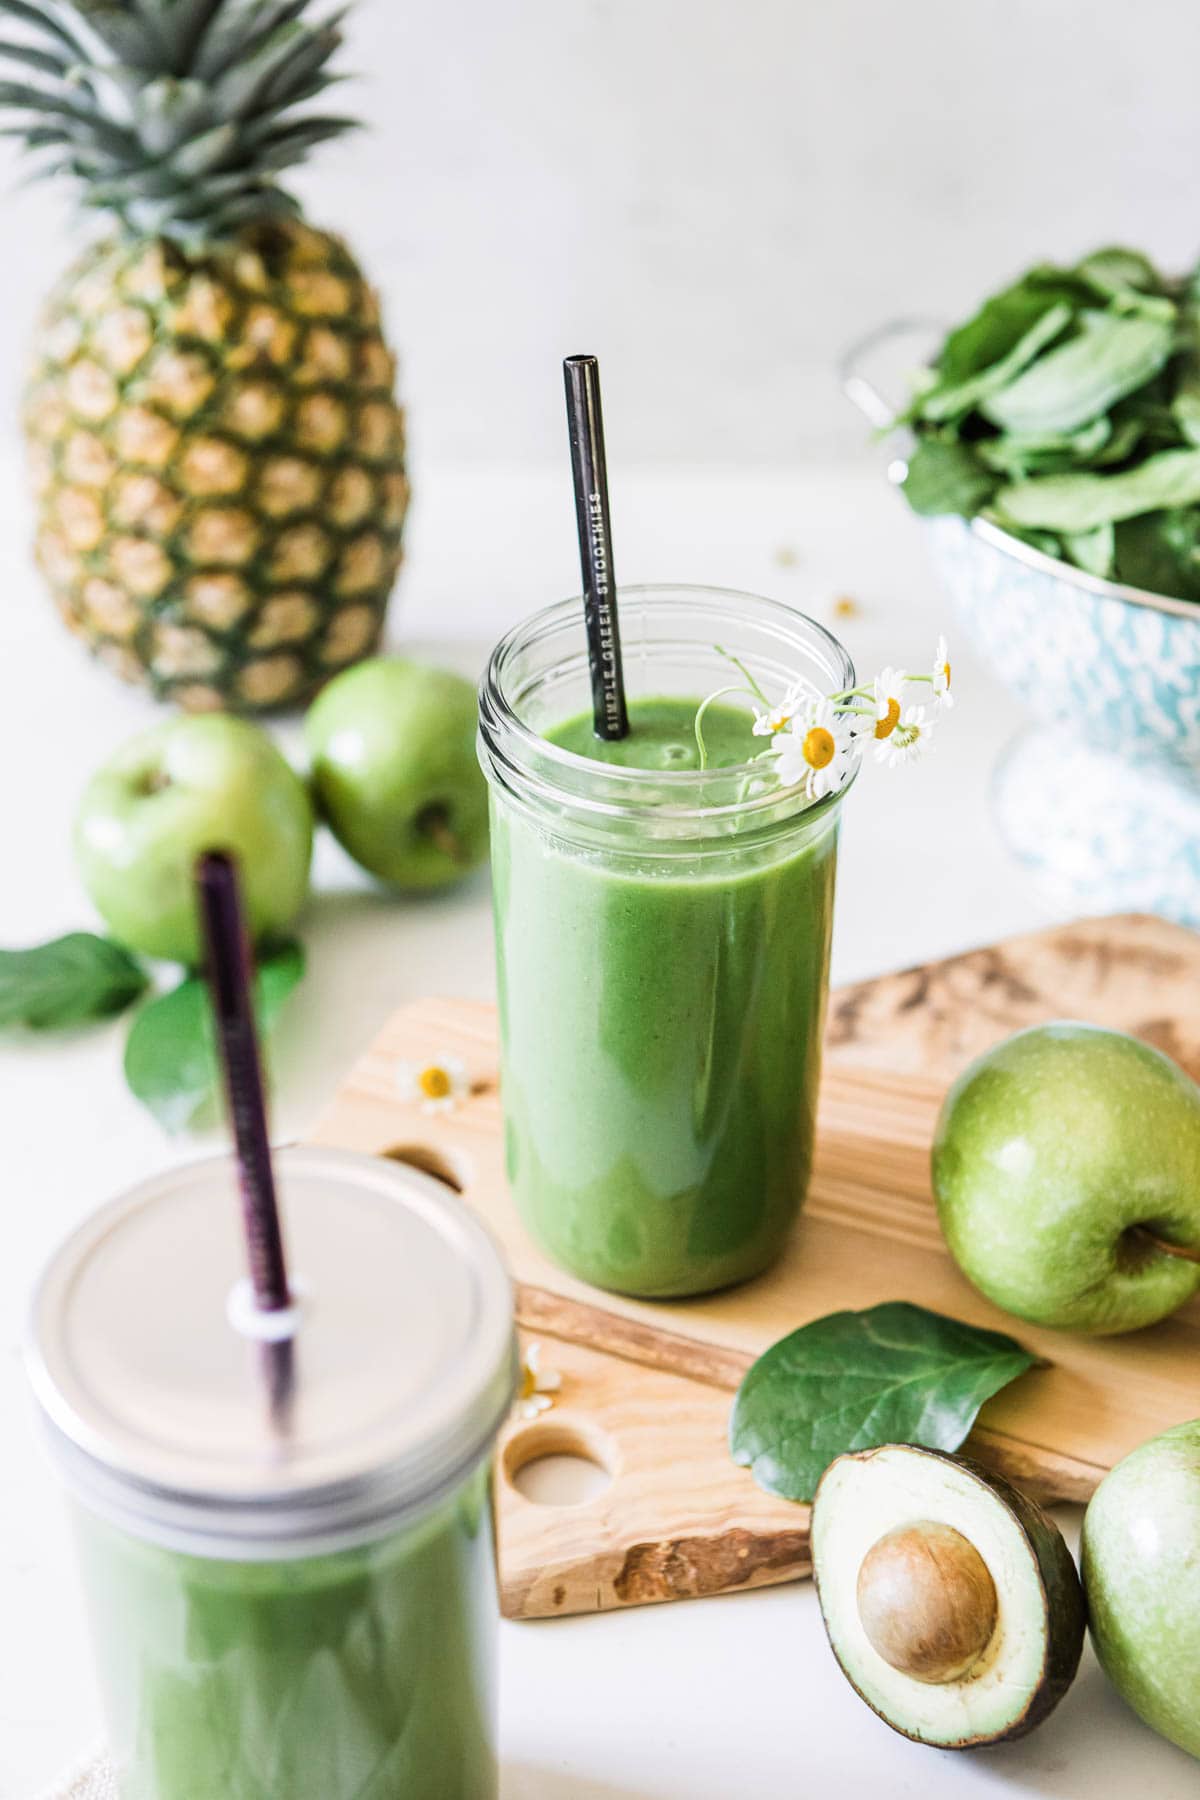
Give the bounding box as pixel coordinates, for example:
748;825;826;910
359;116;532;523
839;318;943;431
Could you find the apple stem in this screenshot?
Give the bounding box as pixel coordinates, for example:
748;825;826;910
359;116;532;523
1131;1227;1200;1266
417;804;468;866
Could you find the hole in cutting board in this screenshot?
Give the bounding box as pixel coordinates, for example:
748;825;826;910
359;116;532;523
380;1143;465;1193
504;1420;614;1508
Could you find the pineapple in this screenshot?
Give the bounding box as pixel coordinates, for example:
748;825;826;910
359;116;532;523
3;0;409;712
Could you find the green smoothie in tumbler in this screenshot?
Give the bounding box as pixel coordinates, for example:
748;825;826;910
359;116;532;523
27;1147;515;1800
76;1469;495;1799
482;593;849;1300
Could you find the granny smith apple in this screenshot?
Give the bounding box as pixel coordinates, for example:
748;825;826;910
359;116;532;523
1082;1420;1200;1759
932;1022;1200;1334
305;657;488;888
75;715;313;966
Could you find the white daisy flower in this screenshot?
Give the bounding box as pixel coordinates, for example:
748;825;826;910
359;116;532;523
773;698;857;799
875;704;935;767
395;1052;470;1115
931;634;954;708
872;667;908;742
752;680;808;738
516;1341;563;1419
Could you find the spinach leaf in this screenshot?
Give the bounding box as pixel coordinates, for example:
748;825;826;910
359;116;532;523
124;940;304;1133
981;309;1176;437
934;266;1089;384
976;413;1112;478
1114;508;1200;600
1063;521;1116;578
0;933;147;1030
995;447;1200;532
912;303;1072;425
729;1302;1038;1503
884;245;1200;602
1077;245;1162;292
1172;383;1200;447
901;438;997;517
1170;305;1200;446
1002;524;1065;559
1076;245;1172;313
1091;411;1147;465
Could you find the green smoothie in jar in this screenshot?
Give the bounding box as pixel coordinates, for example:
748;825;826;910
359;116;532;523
479;586;853;1299
27;1148;515;1799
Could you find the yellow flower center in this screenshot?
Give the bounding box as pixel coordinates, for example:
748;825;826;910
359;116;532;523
875;697;901;739
418;1065;453;1100
940;660;951;688
518;1363;537;1401
803;726;836;770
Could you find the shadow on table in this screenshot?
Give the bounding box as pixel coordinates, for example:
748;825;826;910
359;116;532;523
969;1658;1197;1798
503;1766;651;1800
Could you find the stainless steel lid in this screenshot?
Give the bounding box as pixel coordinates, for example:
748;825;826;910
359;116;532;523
27;1146;516;1558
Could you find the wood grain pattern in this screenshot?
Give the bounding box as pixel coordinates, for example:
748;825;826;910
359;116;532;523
825;911;1200;1082
496;1334;811;1618
305;912;1200;1619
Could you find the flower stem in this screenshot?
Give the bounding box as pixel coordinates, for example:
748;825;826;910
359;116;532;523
693;683;744;770
715;645;770;706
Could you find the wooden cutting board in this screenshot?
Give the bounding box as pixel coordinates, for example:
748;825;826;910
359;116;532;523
305;913;1200;1620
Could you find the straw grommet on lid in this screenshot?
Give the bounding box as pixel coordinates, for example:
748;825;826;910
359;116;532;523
27;1146;516;1558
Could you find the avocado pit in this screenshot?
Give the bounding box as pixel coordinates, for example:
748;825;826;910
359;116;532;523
856;1519;998;1685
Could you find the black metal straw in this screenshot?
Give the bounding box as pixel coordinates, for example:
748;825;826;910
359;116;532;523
196;851;293;1419
564;355;629;740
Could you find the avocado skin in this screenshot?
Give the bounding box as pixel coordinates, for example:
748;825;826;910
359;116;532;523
812;1445;1086;1749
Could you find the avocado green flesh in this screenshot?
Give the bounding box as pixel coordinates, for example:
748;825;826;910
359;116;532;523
812;1445;1084;1748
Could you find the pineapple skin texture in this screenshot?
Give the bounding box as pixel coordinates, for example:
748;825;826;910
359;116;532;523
24;220;409;713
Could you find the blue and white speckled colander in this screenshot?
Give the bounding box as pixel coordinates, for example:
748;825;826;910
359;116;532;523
844;320;1200;927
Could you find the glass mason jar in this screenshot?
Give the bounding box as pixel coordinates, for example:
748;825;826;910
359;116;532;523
478;584;855;1299
26;1147;515;1800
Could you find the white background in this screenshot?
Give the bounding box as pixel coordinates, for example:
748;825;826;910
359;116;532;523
4;0;1200;464
1;1;1199;1795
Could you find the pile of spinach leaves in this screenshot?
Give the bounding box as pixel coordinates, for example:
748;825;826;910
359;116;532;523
899;246;1200;600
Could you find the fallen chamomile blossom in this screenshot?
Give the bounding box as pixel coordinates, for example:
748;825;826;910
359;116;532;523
395;1052;471;1115
516;1341;563;1419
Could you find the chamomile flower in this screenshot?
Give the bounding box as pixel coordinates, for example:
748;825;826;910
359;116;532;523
931;634;953;708
516;1341;562;1419
752;681;807;738
395;1052;470;1115
873;667;908;741
875;703;934;767
773;698;856;799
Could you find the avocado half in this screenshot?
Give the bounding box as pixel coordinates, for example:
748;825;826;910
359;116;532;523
811;1444;1085;1748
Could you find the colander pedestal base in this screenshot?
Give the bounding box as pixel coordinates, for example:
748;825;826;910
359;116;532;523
993;729;1200;926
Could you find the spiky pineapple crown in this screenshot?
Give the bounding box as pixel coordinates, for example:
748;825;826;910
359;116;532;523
0;0;355;244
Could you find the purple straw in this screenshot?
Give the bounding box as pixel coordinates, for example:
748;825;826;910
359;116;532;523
196;851;293;1414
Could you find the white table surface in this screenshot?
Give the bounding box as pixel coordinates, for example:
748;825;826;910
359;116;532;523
1;455;1195;1797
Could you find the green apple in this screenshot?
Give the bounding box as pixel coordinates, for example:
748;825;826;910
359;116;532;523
305;657;488;889
932;1022;1200;1334
1082;1420;1200;1759
75;715;313;966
